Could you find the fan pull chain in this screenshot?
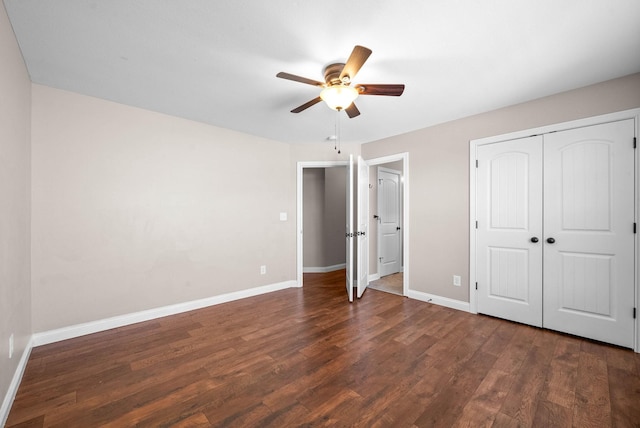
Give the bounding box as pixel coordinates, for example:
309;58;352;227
335;111;341;154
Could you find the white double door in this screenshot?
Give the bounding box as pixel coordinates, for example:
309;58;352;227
476;120;635;348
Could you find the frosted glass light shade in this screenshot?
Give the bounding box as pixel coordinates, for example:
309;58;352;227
320;85;359;111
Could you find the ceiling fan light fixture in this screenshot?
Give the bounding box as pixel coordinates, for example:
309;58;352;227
320;85;359;111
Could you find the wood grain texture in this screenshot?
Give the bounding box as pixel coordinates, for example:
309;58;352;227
7;270;640;427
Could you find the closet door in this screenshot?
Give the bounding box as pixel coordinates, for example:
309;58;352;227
543;120;635;348
476;136;543;326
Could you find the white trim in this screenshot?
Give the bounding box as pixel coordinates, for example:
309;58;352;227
408;289;471;313
364;153;409;297
303;263;346;273
1;337;34;427
469;108;640;352
471;108;640;146
469;134;478;315
32;280;296;347
296;161;349;288
368;273;381;282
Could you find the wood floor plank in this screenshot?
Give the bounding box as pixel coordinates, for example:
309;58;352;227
532;400;573;427
413;350;498;427
6;270;640;427
491;325;537;375
452;368;515;427
608;366;640;427
573;351;611;428
542;337;581;408
499;341;556;426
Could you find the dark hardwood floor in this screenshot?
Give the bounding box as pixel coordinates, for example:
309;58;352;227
6;270;640;427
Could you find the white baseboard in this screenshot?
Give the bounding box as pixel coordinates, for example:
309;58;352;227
32;280;296;347
408;289;470;312
1;336;34;427
303;263;346;273
368;273;381;282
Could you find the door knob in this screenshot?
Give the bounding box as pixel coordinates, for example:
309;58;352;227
396;227;401;231
546;237;556;244
530;237;539;243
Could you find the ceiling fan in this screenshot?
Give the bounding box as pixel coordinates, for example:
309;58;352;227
276;45;405;118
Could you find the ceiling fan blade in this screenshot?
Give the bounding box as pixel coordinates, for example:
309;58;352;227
345;102;360;119
277;72;324;87
339;45;372;82
291;96;323;113
356;84;405;96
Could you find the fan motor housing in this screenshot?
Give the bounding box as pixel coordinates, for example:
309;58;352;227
323;63;347;85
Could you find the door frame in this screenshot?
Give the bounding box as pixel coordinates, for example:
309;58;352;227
296;160;348;288
469;108;640;352
364;153;410;297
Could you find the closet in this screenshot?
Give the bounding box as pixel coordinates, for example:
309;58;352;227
474;119;635;348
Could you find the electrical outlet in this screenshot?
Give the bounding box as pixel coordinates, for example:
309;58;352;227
453;275;461;287
260;265;266;275
9;333;14;359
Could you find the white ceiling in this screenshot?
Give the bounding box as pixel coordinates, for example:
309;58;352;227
5;0;640;145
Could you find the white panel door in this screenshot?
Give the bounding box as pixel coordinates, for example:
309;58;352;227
378;169;402;277
476;136;544;327
543;120;635;348
346;155;354;302
357;156;369;298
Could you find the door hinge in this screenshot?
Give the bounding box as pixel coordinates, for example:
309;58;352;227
634;307;637;319
634;137;637;149
475;159;478;168
475;221;478;229
475;282;478;290
634;223;637;234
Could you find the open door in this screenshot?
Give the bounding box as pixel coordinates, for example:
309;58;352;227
357;156;369;298
378;168;403;277
346;155;354;302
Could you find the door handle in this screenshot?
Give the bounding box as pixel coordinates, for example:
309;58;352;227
396;227;401;231
530;237;539;243
546;237;555;244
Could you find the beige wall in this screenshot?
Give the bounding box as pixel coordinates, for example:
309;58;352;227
362;72;640;303
0;1;31;415
30;85;297;332
30;84;361;333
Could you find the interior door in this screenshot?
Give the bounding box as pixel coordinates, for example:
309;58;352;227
378;169;402;277
346;155;354;302
476;135;544;327
543;120;635;348
357;156;369;298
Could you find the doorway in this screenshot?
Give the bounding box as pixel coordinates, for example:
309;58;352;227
296;154;409;301
362;153;409;297
296;161;348;288
302;167;347;274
